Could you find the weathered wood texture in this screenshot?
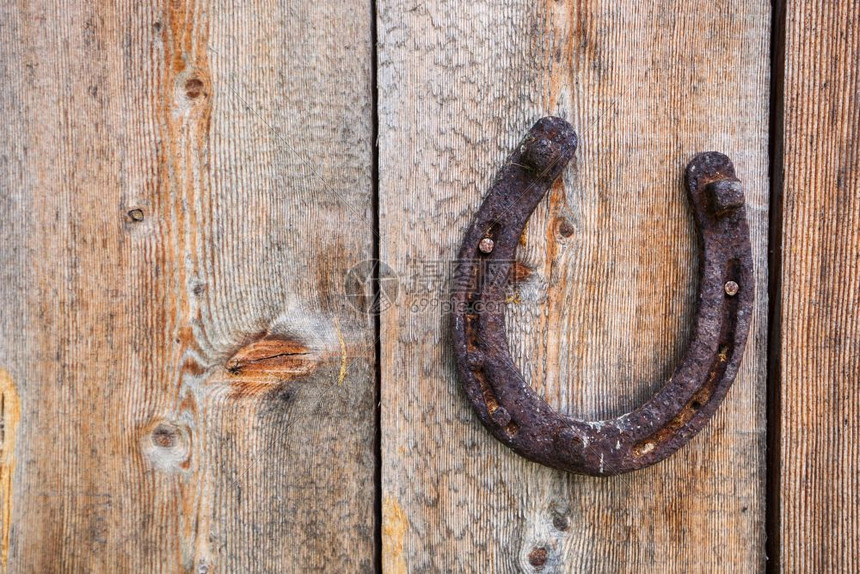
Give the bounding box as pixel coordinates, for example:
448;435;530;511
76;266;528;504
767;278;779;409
0;1;375;572
378;1;770;571
778;1;860;571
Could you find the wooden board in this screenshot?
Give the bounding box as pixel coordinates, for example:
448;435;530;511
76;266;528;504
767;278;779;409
378;1;770;571
777;1;860;570
0;1;375;571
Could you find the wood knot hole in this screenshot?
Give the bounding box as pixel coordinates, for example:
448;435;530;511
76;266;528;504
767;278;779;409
151;424;178;448
528;547;548;568
185;78;205;99
142;421;191;472
127;208;145;222
557;219;575;238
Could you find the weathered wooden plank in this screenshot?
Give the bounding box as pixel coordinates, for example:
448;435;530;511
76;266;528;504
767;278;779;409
378;1;770;571
778;2;860;570
0;1;375;571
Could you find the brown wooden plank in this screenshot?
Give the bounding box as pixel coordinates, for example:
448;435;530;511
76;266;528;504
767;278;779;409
378;1;770;571
0;1;375;571
778;1;860;570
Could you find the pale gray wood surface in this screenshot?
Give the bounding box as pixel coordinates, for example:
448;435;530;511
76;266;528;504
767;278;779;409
0;1;375;571
378;1;771;571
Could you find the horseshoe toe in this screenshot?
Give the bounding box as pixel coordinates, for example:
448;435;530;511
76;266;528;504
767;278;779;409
451;118;753;476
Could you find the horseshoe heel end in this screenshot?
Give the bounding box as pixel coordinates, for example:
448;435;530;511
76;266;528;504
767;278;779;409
686;152;747;220
451;122;753;476
517;117;578;181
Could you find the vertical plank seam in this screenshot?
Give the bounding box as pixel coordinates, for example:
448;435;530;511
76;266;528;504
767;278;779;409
766;0;788;571
370;0;383;570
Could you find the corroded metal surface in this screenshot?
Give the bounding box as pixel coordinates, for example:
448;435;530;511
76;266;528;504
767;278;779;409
450;117;753;476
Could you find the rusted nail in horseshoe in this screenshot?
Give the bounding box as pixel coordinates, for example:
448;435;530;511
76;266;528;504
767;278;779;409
450;116;753;476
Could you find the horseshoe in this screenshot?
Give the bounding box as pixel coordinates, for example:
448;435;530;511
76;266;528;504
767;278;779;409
450;117;753;476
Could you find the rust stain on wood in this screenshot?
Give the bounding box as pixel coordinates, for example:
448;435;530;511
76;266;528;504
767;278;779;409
382;496;408;574
0;369;20;572
511;261;534;284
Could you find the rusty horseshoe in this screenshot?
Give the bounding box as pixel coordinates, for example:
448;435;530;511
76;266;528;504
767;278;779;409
451;117;753;476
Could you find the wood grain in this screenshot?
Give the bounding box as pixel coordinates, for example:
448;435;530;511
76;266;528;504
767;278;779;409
778;1;860;570
378;1;770;571
0;0;375;571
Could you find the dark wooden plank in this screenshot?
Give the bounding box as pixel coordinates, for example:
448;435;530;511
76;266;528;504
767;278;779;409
777;1;860;570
